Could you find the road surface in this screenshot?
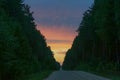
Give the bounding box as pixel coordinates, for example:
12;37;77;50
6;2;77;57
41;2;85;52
45;71;111;80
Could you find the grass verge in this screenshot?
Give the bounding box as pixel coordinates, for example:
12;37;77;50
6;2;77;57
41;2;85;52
20;71;52;80
94;72;120;80
85;70;120;80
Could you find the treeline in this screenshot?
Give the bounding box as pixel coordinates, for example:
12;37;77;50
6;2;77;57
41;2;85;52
0;0;60;80
63;0;120;73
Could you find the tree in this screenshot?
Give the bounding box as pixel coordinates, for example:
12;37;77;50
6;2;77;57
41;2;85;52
63;0;120;72
0;0;60;80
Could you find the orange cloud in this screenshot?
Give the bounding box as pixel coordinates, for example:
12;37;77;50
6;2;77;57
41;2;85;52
37;25;77;40
49;43;71;53
54;53;66;65
49;42;71;65
37;25;77;64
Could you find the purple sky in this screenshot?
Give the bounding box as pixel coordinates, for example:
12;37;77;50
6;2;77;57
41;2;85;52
24;0;94;29
24;0;94;63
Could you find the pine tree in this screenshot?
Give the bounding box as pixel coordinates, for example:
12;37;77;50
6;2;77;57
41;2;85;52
63;0;120;72
0;0;60;80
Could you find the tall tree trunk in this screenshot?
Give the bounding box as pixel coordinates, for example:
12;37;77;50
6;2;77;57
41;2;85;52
116;39;120;71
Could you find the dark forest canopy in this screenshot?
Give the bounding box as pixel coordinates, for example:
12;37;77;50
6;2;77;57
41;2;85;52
0;0;60;80
63;0;120;72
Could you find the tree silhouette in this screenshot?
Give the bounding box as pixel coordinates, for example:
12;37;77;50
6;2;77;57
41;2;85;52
63;0;120;72
0;0;60;80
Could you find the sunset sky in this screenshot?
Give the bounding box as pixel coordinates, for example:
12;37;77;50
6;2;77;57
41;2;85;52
25;0;93;64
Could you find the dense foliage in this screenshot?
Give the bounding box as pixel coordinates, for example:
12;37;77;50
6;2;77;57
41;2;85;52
0;0;59;80
63;0;120;73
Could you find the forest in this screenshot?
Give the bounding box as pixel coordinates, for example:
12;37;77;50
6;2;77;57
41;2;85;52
1;0;120;80
0;0;60;80
63;0;120;74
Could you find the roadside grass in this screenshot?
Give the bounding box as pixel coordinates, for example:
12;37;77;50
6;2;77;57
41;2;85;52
20;71;52;80
108;75;120;80
85;70;120;80
97;72;120;80
75;63;120;80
